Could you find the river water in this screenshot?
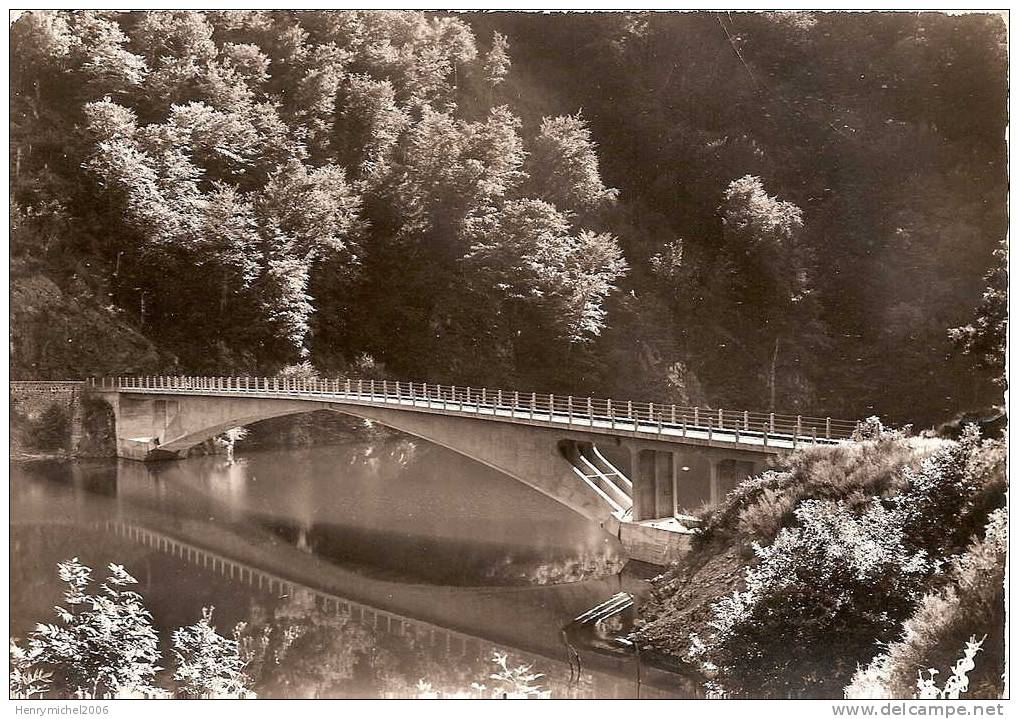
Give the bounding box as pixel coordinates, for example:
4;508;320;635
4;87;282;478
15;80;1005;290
10;439;691;698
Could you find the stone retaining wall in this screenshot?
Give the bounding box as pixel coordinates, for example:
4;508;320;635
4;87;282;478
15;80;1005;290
10;381;86;450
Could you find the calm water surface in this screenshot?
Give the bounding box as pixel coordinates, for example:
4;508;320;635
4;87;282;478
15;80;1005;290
10;440;687;698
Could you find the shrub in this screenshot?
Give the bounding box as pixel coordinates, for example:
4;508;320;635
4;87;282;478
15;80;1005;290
845;509;1006;699
696;437;937;547
852;416;911;442
15;559;258;699
276;361;319;381
488;651;549;698
890;425;1005;557
28;559;162;697
172;607;253;698
704;500;932;698
33;404;70;450
699;429;1005;699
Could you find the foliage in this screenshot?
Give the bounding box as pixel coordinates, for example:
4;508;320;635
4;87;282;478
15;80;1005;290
488;651;549;698
481;32;511;89
27;558;162;697
949;238;1007;387
527;113;618;214
276;361;319;381
681;430;1004;698
233;588;375;698
704;500;933;698
9;640;52;698
845;509;1006;700
13;559;263;699
851;416;911;442
9;10;1006;426
171;607;253;698
32;404;71;450
914;636;985;699
695;436;939;546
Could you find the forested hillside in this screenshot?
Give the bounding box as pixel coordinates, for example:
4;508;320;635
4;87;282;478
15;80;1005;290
10;11;1006;427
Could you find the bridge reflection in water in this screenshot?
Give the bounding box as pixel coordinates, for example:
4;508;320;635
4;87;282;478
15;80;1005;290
93;520;684;698
10;451;697;698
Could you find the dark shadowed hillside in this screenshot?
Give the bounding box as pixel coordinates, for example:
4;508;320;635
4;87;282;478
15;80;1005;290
10;10;1006;429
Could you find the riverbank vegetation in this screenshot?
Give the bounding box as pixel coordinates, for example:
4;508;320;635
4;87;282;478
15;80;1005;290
10;556;562;699
10;10;1005;429
634;424;1006;699
10;559;252;698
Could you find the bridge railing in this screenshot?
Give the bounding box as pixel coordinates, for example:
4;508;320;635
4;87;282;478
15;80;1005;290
88;375;860;445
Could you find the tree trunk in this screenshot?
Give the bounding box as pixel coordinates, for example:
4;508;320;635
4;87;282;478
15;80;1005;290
769;337;780;411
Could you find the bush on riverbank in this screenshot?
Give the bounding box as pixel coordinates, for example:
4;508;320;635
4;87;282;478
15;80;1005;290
845;508;1006;699
635;426;1006;699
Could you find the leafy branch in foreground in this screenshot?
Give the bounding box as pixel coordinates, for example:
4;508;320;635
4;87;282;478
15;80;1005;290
28;558;163;698
14;558;254;699
172;607;253;698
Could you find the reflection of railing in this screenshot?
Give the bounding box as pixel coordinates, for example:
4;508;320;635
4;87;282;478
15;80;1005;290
100;521;484;655
89;376;860;449
95;521;672;698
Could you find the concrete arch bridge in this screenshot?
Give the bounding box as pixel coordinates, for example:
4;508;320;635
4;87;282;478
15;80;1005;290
88;376;859;564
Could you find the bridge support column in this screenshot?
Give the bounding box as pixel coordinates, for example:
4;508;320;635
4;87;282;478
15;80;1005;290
633;448;676;521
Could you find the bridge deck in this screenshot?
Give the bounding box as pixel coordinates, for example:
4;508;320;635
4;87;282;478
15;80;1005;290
90;377;857;452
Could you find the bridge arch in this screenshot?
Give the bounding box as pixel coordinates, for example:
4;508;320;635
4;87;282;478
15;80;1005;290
102;393;616;526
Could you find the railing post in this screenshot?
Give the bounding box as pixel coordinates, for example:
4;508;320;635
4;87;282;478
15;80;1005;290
358;379;363;396
769;412;775;434
531;392;536;420
568;396;573;423
718;408;723;427
587;397;593;427
345;378;350;394
744;410;749;431
383;380;388;401
370;379;375;399
826;417;831;440
512;391;518;417
682;415;687;437
671;404;676;425
498;389;503;409
395;381;401;401
708;418;713;442
548;394;553;421
694;407;699;426
763;422;769;446
627;401;633;424
812;427;818;444
466;386;471;405
609;399;614;429
796;415;802;441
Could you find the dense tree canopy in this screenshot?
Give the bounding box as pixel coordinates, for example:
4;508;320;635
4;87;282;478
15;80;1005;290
10;10;1006;427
